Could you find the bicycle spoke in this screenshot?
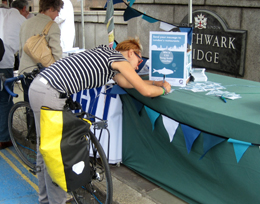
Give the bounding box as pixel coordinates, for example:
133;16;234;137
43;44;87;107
9;102;37;169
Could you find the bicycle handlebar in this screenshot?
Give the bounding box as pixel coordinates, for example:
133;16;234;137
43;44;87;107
4;75;24;97
2;67;42;98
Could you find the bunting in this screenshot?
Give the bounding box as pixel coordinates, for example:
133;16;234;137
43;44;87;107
181;124;201;154
162;115;179;142
142;14;159;23
122;5;193;45
108;84;127;95
128;0;136;7
104;0;124;8
123;6;142;21
125;95;256;162
200;133;226;160
228;139;252;163
144;106;160;131
105;0;115;47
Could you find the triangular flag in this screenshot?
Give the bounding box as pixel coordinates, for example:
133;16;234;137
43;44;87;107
105;0;115;47
160;22;179;31
181;124;201;154
104;0;124;8
128;0;136;7
123;6;142;21
228;138;252;163
141;14;159;23
144;106;160;131
112;41;117;49
200;133;226;160
131;97;143;114
162;115;179;142
109;85;127;95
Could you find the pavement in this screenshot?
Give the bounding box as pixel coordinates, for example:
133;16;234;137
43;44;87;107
11;82;187;204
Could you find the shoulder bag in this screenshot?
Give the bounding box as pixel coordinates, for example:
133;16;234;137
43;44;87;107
23;21;55;67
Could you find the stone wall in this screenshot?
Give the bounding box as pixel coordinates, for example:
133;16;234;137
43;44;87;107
32;0;260;81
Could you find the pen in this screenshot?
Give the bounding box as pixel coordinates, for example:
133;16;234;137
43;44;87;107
163;75;165;83
220;95;227;103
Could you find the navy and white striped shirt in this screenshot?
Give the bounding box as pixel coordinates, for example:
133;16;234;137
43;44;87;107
40;45;127;95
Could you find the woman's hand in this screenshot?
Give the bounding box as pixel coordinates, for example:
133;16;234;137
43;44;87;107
162;81;171;94
151;80;171;94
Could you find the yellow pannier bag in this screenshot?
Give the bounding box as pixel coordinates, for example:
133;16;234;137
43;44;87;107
40;106;91;192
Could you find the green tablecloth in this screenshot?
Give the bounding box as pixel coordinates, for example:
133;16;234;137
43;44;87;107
121;73;260;203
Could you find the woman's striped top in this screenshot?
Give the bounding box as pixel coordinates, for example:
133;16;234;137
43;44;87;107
40;45;127;95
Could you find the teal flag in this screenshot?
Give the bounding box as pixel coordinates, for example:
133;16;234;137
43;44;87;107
228;138;252;163
144;106;160;131
142;14;159;23
128;0;136;7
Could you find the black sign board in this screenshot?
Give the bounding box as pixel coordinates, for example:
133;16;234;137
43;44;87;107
181;10;247;76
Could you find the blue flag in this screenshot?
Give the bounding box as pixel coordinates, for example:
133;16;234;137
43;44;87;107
200;133;226;160
124;6;142;21
181;124;201;154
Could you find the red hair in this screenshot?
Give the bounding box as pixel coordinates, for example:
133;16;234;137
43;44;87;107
115;37;142;53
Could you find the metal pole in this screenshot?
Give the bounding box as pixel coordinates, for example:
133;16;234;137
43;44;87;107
188;0;192;49
81;0;85;49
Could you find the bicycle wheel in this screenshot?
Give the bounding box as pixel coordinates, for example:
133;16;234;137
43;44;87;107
72;130;113;204
8;101;37;170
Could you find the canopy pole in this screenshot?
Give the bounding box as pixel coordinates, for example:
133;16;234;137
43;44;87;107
188;0;192;50
81;0;85;49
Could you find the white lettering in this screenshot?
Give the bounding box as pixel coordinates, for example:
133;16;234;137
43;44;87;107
212;36;220;47
196;34;203;45
221;36;227;48
192;49;219;64
205;51;212;62
197;50;204;60
229;37;235;49
204;35;214;45
214;52;219;63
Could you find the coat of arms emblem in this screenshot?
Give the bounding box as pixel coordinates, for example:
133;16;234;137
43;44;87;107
195;14;207;29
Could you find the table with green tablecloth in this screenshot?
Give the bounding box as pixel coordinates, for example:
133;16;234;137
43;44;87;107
120;73;260;204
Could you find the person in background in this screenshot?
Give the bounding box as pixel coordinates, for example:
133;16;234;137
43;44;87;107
11;0;29;18
0;6;26;149
54;0;75;52
1;0;12;7
19;0;63;104
20;1;64;202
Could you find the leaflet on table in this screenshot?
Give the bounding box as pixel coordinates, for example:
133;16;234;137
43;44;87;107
190;68;208;82
149;31;190;87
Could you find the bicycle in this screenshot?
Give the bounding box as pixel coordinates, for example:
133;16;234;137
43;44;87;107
1;72;113;204
67;99;113;204
1;68;40;173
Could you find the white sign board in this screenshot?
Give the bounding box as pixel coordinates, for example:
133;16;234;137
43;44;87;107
149;31;189;86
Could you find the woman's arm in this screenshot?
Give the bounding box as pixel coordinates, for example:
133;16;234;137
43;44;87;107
112;61;171;97
48;23;62;60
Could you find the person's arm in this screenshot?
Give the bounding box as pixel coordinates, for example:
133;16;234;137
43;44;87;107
47;23;62;60
112;61;171;97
